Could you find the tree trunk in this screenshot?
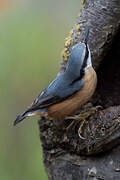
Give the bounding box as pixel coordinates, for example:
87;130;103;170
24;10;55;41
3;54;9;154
38;0;120;179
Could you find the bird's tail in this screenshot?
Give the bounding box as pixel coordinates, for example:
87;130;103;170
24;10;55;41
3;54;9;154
14;111;33;126
14;109;47;126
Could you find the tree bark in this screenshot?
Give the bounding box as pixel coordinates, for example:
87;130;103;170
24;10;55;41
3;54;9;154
38;0;120;179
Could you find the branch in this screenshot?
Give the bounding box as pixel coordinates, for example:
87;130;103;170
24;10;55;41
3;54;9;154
38;0;120;179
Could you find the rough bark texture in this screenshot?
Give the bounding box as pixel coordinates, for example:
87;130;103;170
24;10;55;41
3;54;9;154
38;0;120;179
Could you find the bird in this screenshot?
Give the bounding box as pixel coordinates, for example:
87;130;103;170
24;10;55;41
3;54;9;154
14;28;97;136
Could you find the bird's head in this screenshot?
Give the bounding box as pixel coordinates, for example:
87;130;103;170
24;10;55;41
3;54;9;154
66;42;92;79
66;27;92;79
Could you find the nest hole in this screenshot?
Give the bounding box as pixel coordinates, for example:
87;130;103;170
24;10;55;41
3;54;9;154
92;31;120;108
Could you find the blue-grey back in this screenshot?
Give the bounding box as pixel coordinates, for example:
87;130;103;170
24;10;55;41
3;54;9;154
36;72;84;103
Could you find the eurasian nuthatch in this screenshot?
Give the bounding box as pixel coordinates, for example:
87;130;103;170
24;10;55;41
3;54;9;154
14;28;97;127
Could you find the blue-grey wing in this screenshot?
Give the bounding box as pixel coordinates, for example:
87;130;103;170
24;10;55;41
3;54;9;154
27;75;84;111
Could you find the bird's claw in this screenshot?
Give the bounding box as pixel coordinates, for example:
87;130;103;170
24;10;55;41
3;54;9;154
65;105;102;139
65;115;86;139
78;132;86;140
78;118;86;139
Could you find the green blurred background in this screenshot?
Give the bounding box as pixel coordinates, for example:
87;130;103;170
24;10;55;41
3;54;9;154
0;0;81;179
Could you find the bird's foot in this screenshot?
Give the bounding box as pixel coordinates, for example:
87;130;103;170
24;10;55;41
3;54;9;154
66;105;102;139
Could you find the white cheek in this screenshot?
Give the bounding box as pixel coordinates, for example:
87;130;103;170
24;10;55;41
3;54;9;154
87;49;92;67
85;50;92;71
87;54;92;67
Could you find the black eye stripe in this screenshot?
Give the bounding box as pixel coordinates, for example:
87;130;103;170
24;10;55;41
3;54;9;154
82;44;89;69
79;44;89;79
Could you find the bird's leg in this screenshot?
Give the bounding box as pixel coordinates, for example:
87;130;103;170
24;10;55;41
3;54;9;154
66;116;80;132
66;114;87;139
66;105;102;139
